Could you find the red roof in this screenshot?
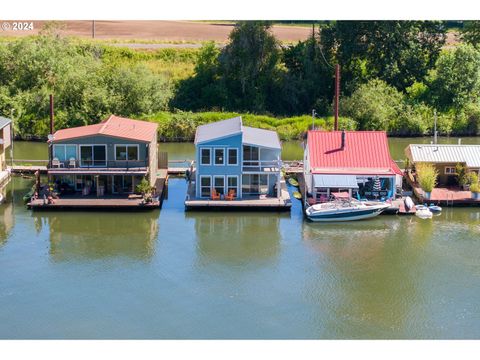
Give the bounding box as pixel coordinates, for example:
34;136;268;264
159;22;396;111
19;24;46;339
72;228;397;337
52;115;158;143
307;131;402;176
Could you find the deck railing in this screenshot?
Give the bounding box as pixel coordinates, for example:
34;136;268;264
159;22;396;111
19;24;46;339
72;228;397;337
48;159;149;170
242;160;281;172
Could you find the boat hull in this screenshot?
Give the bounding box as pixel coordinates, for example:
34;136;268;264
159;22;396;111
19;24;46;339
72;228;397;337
306;205;388;222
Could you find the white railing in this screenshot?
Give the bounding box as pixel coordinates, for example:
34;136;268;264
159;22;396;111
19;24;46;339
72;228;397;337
242;160;281;172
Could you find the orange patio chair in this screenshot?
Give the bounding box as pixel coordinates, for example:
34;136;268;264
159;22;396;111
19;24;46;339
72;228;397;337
225;189;236;201
211;189;221;200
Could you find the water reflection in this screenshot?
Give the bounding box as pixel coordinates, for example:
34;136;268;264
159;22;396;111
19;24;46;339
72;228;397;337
32;211;160;262
302;217;435;338
187;212;287;265
0;193;14;247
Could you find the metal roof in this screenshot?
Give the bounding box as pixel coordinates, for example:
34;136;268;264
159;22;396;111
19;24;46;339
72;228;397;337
307;131;402;176
0;116;12;129
52;115;158;143
243;126;281;149
194;116;281;149
313;174;359;188
407;144;480;168
194;117;242;144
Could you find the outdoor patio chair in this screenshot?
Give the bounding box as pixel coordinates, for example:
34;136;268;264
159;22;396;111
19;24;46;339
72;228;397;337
51;158;62;168
225;189;236;201
68;158;76;168
211;189;221;200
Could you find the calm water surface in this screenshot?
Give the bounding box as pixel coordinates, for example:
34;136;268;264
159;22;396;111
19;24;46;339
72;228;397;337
1;139;480;339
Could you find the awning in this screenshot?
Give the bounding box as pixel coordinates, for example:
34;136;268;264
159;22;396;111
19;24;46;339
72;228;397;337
313;174;359;189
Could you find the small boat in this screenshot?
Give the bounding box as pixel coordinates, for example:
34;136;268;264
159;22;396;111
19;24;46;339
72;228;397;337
305;199;390;222
428;203;442;213
23;189;35;203
288;178;299;187
404;196;415;211
415;205;433;219
293;191;302;200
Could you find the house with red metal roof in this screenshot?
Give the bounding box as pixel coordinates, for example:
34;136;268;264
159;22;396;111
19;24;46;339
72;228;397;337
47;115;159;197
303;130;403;203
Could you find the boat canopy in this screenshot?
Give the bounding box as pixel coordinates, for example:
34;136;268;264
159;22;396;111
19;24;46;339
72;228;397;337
313;174;359;189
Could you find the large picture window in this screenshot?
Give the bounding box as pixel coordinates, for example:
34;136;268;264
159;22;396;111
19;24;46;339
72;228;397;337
228;148;238;165
53;144;77;161
214;148;224;165
200;176;211;197
80;145;106;167
115;145;139;161
200;148;211;165
242;174;268;195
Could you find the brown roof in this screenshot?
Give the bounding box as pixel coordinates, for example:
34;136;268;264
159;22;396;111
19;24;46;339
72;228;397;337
52;115;158;143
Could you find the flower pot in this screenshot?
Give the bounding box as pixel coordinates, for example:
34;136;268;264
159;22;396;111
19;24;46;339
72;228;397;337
424;191;431;200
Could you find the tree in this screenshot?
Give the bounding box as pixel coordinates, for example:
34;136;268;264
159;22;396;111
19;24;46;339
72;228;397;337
428;44;480;110
218;21;281;112
460;21;480;47
320;21;447;92
341;79;404;131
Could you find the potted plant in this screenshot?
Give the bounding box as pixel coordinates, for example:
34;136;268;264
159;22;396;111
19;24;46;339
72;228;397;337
135;178;154;203
455;163;468;189
416;163;438;200
469;173;480;200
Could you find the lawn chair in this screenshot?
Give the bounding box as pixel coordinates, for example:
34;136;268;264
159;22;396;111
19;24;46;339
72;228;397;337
211;189;221;200
225;189;236;201
68;157;76;168
51;157;61;168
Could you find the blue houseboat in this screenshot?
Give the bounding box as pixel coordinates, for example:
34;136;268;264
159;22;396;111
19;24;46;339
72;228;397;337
185;117;291;210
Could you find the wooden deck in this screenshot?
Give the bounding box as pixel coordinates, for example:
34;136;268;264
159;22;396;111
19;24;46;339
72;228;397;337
185;178;292;211
28;170;168;211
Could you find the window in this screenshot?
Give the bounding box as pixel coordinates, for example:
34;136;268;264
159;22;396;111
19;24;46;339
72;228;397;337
115;145;139;161
200;176;211;197
53;144;77;161
445;166;456;175
80;145;106;167
228;148;238;165
227;176;238;197
200;148;211;165
214;176;225;195
243;145;259;161
214;148;224;165
242;174;268;194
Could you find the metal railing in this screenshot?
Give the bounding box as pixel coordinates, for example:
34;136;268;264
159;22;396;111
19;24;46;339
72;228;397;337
242;160;281;172
48;159;149;170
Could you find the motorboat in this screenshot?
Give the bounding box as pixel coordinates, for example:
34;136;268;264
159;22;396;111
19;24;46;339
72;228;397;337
305;199;390;222
415;204;433;219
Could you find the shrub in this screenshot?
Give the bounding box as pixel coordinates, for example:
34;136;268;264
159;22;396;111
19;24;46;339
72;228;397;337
416;163;438;193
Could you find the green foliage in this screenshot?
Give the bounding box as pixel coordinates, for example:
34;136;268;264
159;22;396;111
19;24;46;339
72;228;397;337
135;178;153;196
455;163;469;186
469;172;480;193
460;21;480;47
428;45;480;110
416;163;438;193
341;79;404;131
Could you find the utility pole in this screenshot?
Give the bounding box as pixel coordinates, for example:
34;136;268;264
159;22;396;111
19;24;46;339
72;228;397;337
334;64;340;131
92;20;96;39
433;109;438;144
312;109;317;130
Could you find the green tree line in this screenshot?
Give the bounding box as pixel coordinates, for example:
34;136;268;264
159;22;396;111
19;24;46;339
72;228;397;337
1;21;480;140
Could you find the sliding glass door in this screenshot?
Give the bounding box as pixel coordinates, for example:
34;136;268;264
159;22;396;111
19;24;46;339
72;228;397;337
242;174;268;195
80;145;106;167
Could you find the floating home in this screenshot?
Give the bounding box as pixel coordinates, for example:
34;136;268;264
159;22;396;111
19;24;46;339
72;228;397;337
29;115;165;210
0;116;12;188
405;143;480;204
405;144;480;186
185;117;291;210
303;130;403;204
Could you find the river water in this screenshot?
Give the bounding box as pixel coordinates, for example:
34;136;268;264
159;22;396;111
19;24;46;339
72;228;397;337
1;138;480;339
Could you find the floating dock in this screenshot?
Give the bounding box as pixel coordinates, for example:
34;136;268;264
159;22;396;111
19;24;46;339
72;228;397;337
185;178;292;211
